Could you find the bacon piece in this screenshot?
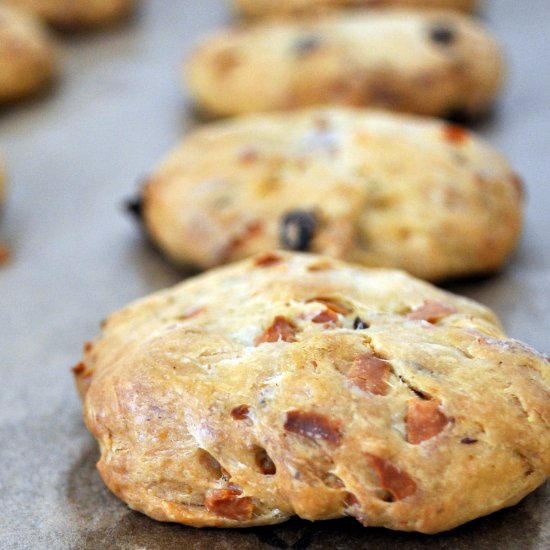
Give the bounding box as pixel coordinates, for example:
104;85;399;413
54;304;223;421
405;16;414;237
204;488;253;521
0;243;10;265
255;316;297;345
254;253;283;267
312;308;339;324
407;301;457;323
442;124;468;144
284;410;342;446
347;354;391;396
230;404;250;420
72;362;86;375
255;448;276;475
406;399;451;444
177;306;206;321
365;454;417;501
306;297;351;315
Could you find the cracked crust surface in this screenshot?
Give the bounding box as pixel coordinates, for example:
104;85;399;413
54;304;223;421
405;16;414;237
234;0;478;18
5;0;134;29
75;252;550;533
186;10;503;118
0;4;57;103
140;108;522;281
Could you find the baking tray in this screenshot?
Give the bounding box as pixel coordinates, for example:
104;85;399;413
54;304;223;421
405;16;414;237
0;1;548;548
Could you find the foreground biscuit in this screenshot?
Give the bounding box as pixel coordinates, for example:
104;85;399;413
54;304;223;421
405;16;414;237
186;10;503;118
235;0;478;18
0;4;57;103
136;108;522;281
75;252;550;532
5;0;134;29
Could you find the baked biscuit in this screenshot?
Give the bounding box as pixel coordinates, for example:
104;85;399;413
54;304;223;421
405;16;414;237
135;108;523;281
5;0;134;29
235;0;478;18
0;4;57;103
186;10;504;118
75;252;550;533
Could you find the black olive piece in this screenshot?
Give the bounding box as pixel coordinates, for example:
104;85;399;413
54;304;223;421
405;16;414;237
293;35;322;56
125;195;143;222
460;437;478;445
353;317;369;330
429;23;456;45
280;210;317;252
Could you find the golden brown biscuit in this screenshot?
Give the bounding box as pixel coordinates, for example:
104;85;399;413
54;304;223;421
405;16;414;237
235;0;478;18
186;10;504;118
5;0;134;29
75;251;550;533
135;108;523;281
0;4;57;103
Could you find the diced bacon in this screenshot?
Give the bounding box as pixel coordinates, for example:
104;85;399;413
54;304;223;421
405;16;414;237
365;454;417;500
348;354;391;396
204;488;254;521
72;362;86;375
407;301;457;323
253;253;283;267
284;410;342;446
255;316;297;345
307;297;351;315
406;399;451;444
255;448;276;475
442;124;468;144
230;404;250;420
312;308;339;324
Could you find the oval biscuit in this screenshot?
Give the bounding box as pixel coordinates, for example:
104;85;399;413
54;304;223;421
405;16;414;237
137;108;523;281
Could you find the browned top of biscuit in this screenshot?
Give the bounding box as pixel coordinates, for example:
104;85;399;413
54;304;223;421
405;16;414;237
76;252;550;533
142;108;522;281
186;9;504;117
235;0;478;18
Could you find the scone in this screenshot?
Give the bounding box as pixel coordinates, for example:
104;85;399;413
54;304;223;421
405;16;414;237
4;0;134;29
235;0;478;18
74;252;550;533
0;4;57;103
185;10;504;118
134;108;523;282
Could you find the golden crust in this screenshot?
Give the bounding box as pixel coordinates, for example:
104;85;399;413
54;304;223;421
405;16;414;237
0;4;57;103
141;108;522;281
76;252;550;533
235;0;478;18
4;0;134;29
186;10;504;118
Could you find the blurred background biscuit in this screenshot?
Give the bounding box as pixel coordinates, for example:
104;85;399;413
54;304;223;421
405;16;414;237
186;10;504;118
